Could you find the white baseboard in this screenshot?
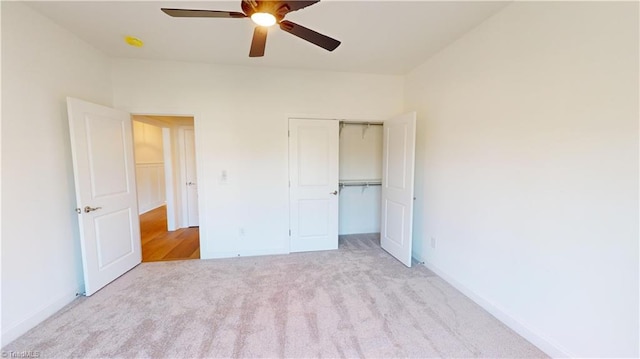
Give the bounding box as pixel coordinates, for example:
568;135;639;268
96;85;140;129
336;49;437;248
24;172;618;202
138;202;166;215
202;247;289;260
421;260;574;358
1;286;80;347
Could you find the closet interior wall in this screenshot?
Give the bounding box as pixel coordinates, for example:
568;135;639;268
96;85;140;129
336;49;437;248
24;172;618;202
338;122;383;235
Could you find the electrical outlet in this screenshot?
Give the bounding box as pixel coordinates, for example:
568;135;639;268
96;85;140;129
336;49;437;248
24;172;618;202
220;170;228;184
430;236;437;249
239;227;245;237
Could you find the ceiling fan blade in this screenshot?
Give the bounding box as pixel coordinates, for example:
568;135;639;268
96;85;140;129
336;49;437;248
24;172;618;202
279;20;340;52
249;26;268;57
279;1;320;13
161;8;247;18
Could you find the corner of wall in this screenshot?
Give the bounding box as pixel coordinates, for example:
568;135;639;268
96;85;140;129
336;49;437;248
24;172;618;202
421;261;573;358
1;286;81;347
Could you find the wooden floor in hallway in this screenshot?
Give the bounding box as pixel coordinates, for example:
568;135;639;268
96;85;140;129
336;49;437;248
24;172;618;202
140;205;200;262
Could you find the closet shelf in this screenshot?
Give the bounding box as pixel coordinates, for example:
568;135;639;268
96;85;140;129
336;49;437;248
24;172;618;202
339;121;383;138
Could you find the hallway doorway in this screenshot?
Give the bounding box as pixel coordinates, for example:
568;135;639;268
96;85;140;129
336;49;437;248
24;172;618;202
132;115;200;262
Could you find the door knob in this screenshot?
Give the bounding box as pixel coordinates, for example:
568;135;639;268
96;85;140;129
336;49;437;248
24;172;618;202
330;190;338;195
84;206;102;213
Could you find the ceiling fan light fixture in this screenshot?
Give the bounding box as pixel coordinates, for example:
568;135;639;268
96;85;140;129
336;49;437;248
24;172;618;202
251;12;276;27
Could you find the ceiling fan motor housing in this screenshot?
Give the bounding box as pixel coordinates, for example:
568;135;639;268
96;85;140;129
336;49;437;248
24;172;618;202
241;0;289;21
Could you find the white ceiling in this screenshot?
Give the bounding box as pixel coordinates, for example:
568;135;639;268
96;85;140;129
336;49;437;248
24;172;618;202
27;1;509;75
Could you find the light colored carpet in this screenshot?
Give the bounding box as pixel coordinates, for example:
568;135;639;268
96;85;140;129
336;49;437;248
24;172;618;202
3;234;547;358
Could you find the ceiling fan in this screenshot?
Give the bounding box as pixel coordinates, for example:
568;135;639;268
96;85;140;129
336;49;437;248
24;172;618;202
161;0;341;57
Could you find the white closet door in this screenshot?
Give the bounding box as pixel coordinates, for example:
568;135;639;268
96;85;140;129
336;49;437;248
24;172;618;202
380;112;417;267
289;119;339;252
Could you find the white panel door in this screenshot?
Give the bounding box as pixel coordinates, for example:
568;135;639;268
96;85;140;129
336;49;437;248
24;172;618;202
183;128;199;227
289;119;339;252
381;112;417;267
67;97;141;296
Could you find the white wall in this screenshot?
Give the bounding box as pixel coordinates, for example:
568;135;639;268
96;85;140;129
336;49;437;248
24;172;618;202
1;2;113;345
133;121;164;163
405;2;639;357
338;124;382;235
111;59;404;259
133;121;166;214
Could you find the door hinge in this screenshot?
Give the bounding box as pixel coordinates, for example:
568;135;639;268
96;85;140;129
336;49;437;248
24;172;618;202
289;229;291;236
288;130;290;137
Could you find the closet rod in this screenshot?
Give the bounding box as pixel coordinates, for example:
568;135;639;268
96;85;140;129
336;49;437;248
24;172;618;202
339;121;383;126
339;182;382;187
